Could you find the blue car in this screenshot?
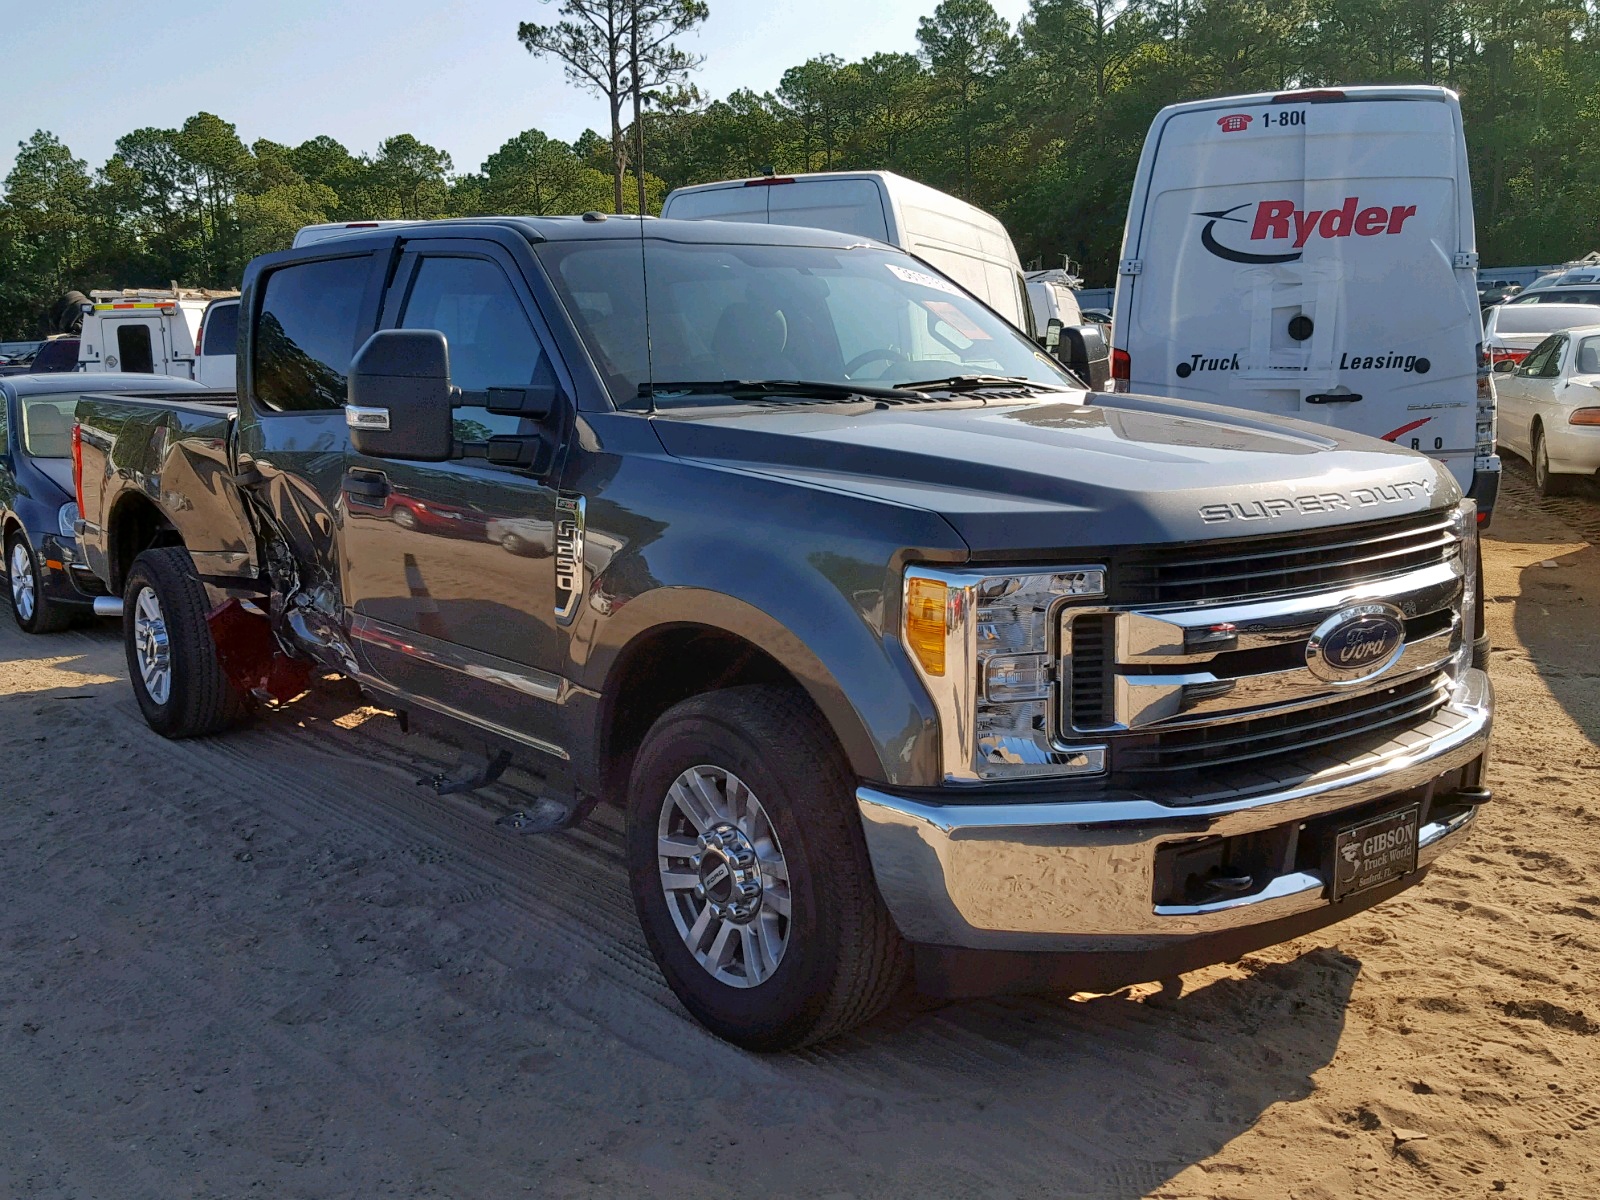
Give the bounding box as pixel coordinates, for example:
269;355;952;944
3;374;205;632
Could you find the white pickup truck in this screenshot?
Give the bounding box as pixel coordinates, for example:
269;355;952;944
76;288;238;381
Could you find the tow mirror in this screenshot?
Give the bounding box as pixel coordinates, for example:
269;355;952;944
1042;317;1063;355
1057;323;1111;391
346;329;455;461
1492;359;1515;375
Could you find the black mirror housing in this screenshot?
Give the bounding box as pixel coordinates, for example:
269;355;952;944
1058;323;1111;391
347;329;455;461
1492;359;1515;374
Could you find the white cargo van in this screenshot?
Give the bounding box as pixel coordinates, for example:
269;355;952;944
1024;269;1085;334
662;171;1034;334
1112;85;1498;513
77;288;238;380
194;296;240;388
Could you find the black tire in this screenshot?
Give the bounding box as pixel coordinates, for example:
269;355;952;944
626;685;908;1050
123;547;246;738
7;530;72;634
49;291;90;336
1532;423;1579;497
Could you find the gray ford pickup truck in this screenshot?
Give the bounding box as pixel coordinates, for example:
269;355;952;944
73;216;1493;1049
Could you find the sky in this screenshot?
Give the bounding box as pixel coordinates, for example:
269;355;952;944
0;0;1033;181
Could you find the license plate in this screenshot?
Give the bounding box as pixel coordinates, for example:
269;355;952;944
1331;805;1420;900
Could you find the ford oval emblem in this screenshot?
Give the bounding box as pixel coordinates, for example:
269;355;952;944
1306;603;1407;683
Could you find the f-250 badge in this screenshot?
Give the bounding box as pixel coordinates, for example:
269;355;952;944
554;493;586;625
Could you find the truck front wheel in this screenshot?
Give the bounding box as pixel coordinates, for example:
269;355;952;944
123;547;246;738
626;685;908;1050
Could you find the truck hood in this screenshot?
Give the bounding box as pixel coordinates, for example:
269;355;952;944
650;392;1458;553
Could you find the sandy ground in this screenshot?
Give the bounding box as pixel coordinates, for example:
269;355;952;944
0;462;1596;1200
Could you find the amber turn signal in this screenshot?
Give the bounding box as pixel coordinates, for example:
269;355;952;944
905;577;949;677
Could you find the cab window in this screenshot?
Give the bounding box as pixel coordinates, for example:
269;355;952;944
398;255;554;441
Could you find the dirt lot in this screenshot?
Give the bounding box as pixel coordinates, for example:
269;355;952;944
1;463;1596;1200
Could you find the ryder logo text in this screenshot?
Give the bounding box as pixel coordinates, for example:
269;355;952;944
1197;198;1419;264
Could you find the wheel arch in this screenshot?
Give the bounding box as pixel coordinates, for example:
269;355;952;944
106;491;184;595
587;593;933;804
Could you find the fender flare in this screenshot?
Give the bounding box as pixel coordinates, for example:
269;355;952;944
579;585;939;789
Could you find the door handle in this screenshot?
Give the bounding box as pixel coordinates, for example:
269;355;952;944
343;470;389;499
1305;392;1364;404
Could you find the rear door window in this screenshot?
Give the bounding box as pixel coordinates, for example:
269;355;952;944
253;255;372;411
116;324;155;374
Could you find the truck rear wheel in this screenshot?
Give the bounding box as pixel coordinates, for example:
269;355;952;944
625;685;908;1050
123;547;246;738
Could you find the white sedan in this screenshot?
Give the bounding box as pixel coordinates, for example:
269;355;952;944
1492;323;1600;495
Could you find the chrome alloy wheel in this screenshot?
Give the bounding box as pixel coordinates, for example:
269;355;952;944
9;540;36;622
132;585;172;706
657;765;792;988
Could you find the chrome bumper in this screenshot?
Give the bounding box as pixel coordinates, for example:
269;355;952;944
857;669;1492;951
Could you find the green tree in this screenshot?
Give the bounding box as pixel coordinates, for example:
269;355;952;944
363;134;454;219
517;0;709;212
479;128;615;213
0;132;92;332
917;0;1017;196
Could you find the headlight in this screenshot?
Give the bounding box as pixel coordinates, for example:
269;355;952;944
904;565;1108;782
58;502;79;539
1449;498;1478;677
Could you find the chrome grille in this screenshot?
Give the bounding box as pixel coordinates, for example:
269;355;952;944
1114;671;1451;776
1058;513;1467;794
1111;510;1456;606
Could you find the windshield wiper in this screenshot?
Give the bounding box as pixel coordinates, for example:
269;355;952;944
891;373;1075;394
639;378;923;403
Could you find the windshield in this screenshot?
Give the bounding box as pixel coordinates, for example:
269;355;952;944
537;238;1075;405
19;394;80;458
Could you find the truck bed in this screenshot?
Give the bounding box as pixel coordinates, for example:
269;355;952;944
74;388;255;592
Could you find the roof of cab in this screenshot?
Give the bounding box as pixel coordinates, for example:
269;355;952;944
287;214;884;250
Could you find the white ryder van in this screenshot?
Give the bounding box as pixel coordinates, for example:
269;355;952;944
662;171;1034;334
1112;85;1498;514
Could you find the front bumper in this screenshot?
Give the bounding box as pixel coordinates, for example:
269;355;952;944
31;533;107;608
857;668;1491;953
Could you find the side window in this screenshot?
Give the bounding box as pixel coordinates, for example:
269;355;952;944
398;256;552;439
1538;337;1568;378
201;302;239;356
1516;337;1558;377
253;255;371;412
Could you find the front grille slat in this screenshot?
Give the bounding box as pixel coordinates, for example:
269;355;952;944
1117;672;1449;776
1067;614;1116;729
1113;510;1456;607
